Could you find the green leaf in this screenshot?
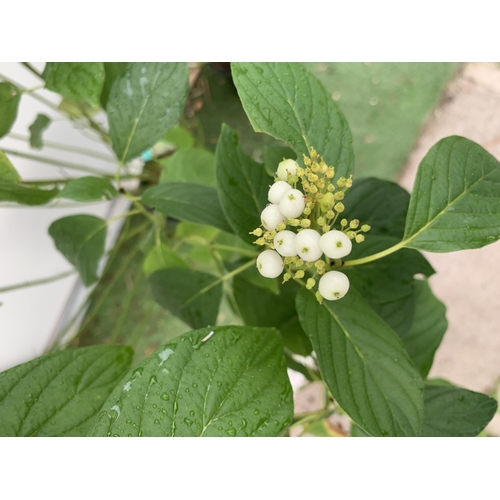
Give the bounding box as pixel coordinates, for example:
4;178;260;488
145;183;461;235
142;182;233;233
107;62;189;162
28;113;51;149
0;181;58;205
403;136;500;252
0;345;133;437
143;243;189;277
264;145;296;177
215;124;271;244
164;126;194;149
149;268;223;329
371;289;416;337
231;62;354;179
48;214;107;286
92;326;293;437
42;62;105;108
296;288;424;437
0;82;21;138
423;384;497;437
159;147;216;187
0;149;20;182
100;62;128;108
399;280;447;378
57;176;118;202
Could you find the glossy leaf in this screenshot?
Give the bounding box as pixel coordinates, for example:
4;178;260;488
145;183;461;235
42;62;105;108
159;147;216;187
423;384;497;437
0;82;21;138
28;113;51;149
232;62;354;179
0;346;133;437
296;287;424;437
48;214;106;286
264;144;296;177
92;326;293;437
107;62;188;162
149;268;222;329
0;181;58;205
0;149;20;182
400;280;448;378
403;136;500;252
142;182;232;233
57;176;117;202
215;124;271;244
142;243;189;277
100;62;128;108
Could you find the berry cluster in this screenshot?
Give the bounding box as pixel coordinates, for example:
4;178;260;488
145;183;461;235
251;149;370;302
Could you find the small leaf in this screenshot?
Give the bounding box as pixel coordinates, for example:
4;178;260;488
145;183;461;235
0;345;133;437
215;124;271;244
143;243;189;277
296;287;424;437
423;384;497;437
149;268;222;329
403;136;500;252
0;82;21;138
58;176;118;202
0;181;58;205
28;113;51;149
0;149;21;182
107;62;189;162
48;214;107;286
100;62;128;108
159;147;216;187
92;326;293;437
142;182;233;233
42;62;105;108
232;62;354;179
400;280;448;378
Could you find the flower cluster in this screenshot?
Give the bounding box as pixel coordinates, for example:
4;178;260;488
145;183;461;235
251;148;370;302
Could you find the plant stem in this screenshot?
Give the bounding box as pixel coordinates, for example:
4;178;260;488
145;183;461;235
21;173;144;186
23;84;45;94
21;62;43;79
210;244;257;257
0;270;76;294
342;241;405;267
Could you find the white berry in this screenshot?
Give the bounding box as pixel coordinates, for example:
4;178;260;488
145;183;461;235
318;271;350;300
261;204;286;231
257;250;284;278
273;230;297;257
294;229;323;262
268;181;292;204
319;230;353;259
277;159;298;181
279;189;305;218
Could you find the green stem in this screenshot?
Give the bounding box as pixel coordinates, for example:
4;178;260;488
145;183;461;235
0;270;76;294
21;62;43;79
342;241;405;267
21;173;145;186
210;244;257;257
23;84;45;94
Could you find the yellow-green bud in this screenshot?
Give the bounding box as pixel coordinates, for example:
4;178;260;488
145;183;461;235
345;176;353;188
255;237;266;245
334;202;345;213
320;192;334;212
337;177;346;187
322;224;331;232
276;222;287;231
347;231;356;239
264;230;276;240
349;219;360;229
251;228;263;236
295;270;305;279
340;218;348;227
303;156;312;166
295;259;304;268
334;191;345;201
303;207;311;216
326;167;335;179
309;184;318;194
300;219;311;228
305;262;314;268
327;183;335;192
326;210;335;220
282;272;292;283
288;218;300;227
306;278;316;289
315;291;324;303
311;163;320;173
319;161;328;174
314;260;326;269
361;224;371;232
317;217;326;227
355;234;365;243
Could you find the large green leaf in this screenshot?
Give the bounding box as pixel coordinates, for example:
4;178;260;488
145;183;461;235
423;384;497;437
159;147;216;187
57;176;118;202
400;280;448;378
0;149;20;182
149;268;222;329
231;62;354;178
372;289;416;338
215;124;271;244
403;136;500;252
0;346;133;437
296;287;424;436
28;113;51;149
107;62;188;162
142;243;189;277
0;181;58;205
0;82;21;138
142;182;233;233
42;62;105;108
48;214;107;286
100;62;128;108
92;326;293;437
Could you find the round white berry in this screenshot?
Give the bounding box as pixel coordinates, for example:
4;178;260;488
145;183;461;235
257;250;284;278
261;204;286;231
294;229;323;262
319;230;353;259
278;189;305;218
273;230;297;257
268;181;292;204
318;271;350;300
277;159;298;181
